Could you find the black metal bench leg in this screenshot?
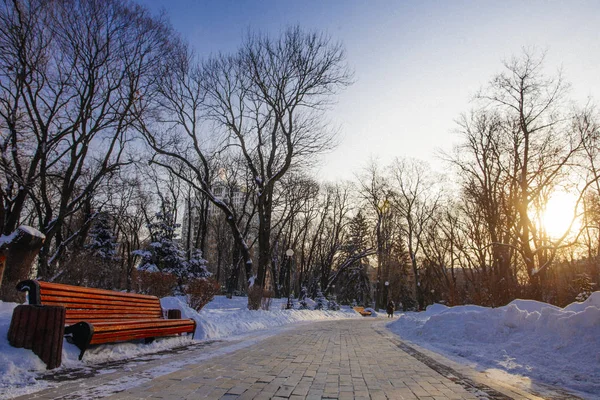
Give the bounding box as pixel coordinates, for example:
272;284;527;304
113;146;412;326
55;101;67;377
65;322;94;360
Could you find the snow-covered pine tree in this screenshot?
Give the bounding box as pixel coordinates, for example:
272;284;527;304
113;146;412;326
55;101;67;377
574;273;595;302
134;211;185;274
314;288;328;310
82;211;120;288
298;286;310;310
86;212;119;261
186;249;211;280
327;298;340;311
134;210;209;292
337;211;372;305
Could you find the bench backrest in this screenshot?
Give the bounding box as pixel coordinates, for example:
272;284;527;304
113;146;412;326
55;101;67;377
17;280;163;325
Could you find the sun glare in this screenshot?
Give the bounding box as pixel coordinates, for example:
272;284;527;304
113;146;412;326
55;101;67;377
542;191;579;239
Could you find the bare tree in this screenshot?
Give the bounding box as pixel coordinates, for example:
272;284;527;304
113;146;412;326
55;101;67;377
0;0;175;282
356;160;395;309
474;50;587;300
200;27;352;305
389;158;441;310
136;40;260;299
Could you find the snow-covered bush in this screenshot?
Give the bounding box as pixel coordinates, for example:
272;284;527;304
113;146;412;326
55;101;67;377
327;298;340;311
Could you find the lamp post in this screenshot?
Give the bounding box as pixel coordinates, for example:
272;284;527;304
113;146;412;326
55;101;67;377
331;284;336;302
286;249;294;309
385;281;389;307
374;280;378;309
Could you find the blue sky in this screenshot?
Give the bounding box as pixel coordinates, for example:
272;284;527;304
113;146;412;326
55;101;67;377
139;0;600;181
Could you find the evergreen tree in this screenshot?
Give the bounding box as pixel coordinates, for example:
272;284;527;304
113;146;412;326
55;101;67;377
574;273;595;302
187;249;211;280
298;286;310;310
337;212;373;305
87;212;119;261
314;288;328;310
327;298;340;311
80;211;120;288
134;210;210;292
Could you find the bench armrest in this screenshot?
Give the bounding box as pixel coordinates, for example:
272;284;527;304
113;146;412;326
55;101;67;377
16;280;41;305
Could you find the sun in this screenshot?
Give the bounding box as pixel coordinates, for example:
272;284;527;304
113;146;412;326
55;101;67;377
542;191;579;239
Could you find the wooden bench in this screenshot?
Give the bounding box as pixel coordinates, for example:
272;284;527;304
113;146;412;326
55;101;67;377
352;306;372;316
16;280;196;360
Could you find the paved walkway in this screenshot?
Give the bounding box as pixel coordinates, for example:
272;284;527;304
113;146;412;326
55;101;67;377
20;319;564;400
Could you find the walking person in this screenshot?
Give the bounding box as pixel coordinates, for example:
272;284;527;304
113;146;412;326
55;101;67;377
386;300;395;318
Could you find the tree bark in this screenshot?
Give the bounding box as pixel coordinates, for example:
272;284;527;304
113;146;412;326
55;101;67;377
0;226;45;302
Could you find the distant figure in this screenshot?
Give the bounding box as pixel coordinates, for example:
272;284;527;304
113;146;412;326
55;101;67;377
386;300;395;318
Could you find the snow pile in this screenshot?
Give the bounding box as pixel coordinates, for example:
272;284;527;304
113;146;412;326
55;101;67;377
162;295;359;340
388;292;600;397
0;302;48;394
363;307;378;317
0;295;358;398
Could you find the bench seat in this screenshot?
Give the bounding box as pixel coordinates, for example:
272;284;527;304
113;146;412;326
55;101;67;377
352;306;372;316
17;280;196;360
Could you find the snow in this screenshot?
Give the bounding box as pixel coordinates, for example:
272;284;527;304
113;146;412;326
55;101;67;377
363;307;378;317
16;225;45;240
0;295;359;398
163;295;359;340
0;302;47;396
0;231;17;246
3;291;598;399
387;292;600;398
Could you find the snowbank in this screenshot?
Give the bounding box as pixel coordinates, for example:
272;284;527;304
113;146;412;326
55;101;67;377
0;295;358;398
0;301;47;395
388;292;600;397
161;295;359;340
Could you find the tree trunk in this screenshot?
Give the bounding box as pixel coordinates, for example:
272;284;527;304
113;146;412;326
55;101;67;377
0;226;45;302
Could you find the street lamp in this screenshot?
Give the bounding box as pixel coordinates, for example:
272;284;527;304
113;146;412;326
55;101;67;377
286;249;294;309
385;281;389;306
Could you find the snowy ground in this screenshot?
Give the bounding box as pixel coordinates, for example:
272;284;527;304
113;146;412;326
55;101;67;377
2;293;598;399
387;292;600;399
0;295;359;399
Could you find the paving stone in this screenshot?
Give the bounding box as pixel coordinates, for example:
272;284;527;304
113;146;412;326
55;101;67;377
12;319;565;400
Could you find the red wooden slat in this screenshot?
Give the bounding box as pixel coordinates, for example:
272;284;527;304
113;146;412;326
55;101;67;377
42;301;161;312
41;295;161;309
65;309;162;316
66;312;161;319
90;326;194;345
91;319;194;333
38;281;157;301
40;289;159;305
65;316;162;325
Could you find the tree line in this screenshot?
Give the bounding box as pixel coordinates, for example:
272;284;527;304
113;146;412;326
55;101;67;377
0;0;597;309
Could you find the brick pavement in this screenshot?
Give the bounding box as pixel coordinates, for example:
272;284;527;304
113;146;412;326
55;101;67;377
18;319;553;399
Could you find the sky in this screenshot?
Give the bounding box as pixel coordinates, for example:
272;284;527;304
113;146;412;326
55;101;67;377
138;0;600;182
